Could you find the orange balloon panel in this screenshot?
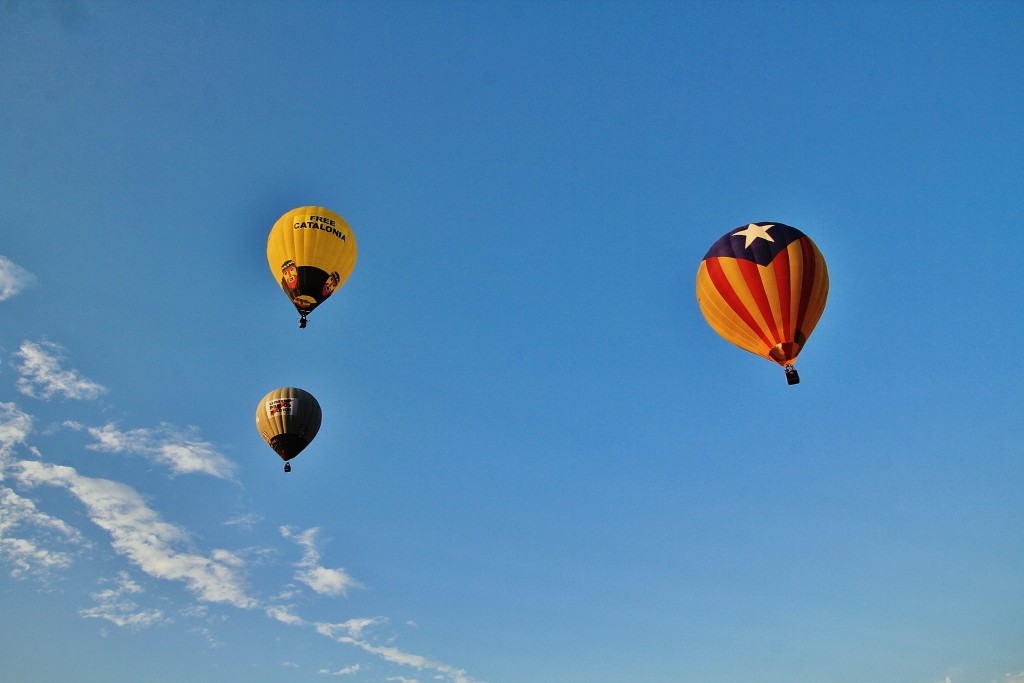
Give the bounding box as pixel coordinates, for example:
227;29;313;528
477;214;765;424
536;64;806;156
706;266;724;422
696;222;828;368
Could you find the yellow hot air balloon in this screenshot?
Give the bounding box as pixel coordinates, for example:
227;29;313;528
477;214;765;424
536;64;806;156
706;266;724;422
696;222;828;385
267;206;357;328
255;387;322;472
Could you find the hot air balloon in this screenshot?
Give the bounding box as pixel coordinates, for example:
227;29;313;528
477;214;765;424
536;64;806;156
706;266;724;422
696;222;828;385
255;387;322;472
267;206;357;328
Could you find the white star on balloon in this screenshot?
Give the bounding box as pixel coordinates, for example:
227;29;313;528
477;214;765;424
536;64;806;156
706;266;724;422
733;223;775;249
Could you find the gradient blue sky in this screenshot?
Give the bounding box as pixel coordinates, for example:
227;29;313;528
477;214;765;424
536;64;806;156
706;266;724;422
2;1;1022;682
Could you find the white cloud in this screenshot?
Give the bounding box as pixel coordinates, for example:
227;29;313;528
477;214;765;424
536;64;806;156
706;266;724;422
0;255;35;301
211;548;244;566
14;341;105;400
14;460;257;609
0;484;86;577
302;564;361;596
0;402;34;474
266;604;305;626
223;513;262;528
180;604;209;619
1002;673;1024;683
180;604;225;647
79;571;167;629
320;664;362;676
0;403;84;577
189;626;223;648
315;618;386;641
314;619;475;683
281;526;362;597
72;422;237;480
3;400;477;683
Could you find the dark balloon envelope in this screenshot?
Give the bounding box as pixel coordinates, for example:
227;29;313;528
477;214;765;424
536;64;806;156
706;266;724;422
696;222;828;384
255;387;322;472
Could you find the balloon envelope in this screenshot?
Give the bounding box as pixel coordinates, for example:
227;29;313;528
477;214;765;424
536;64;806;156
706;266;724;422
255;387;322;463
267;206;357;326
696;222;828;380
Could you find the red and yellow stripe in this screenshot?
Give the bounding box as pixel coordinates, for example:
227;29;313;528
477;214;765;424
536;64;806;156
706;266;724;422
696;236;828;365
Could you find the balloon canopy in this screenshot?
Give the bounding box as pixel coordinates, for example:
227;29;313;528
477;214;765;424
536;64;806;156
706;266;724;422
267;206;357;328
696;222;828;384
255;387;323;471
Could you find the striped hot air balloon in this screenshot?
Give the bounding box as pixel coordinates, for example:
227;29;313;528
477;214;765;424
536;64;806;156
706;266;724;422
696;222;828;385
255;387;323;472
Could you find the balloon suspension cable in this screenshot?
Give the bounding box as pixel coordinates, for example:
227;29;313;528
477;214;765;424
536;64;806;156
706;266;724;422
784;364;800;386
284;462;292;473
299;313;308;329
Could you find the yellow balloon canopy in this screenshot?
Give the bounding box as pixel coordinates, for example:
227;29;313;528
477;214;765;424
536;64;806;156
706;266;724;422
696;222;828;385
267;206;357;328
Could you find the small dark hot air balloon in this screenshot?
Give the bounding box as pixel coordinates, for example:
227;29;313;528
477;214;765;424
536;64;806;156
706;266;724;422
267;206;357;328
255;387;322;472
696;222;829;385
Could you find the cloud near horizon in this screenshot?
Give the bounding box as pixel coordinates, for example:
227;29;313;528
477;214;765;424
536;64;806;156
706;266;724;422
3;401;478;681
14;460;258;609
0;346;479;681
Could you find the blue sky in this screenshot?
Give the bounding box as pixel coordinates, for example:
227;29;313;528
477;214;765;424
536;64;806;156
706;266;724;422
2;1;1022;682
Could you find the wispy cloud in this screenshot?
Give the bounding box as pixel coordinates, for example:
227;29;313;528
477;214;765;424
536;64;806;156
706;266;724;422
68;421;237;480
0;402;34;473
2;392;478;683
320;664;362;676
223;513;262;528
0;484;86;577
266;604;305;626
0;403;86;577
315;618;386;641
314;619;475;683
79;571;168;629
0;255;36;301
14;341;105;400
189;625;223;648
179;604;225;647
281;526;362;597
14;460;257;608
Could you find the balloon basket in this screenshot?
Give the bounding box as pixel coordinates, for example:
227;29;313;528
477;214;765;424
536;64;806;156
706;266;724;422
784;365;800;385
